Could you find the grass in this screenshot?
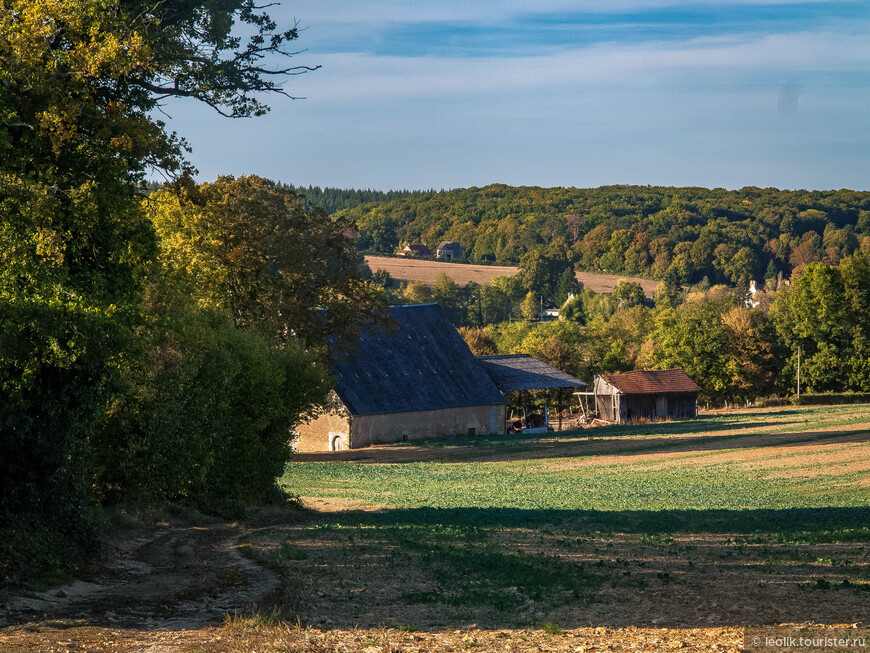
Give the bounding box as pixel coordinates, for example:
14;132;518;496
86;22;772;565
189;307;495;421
284;405;870;514
261;404;870;629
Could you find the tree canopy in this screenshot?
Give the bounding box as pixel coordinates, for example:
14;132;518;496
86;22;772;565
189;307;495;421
147;175;389;348
0;0;320;575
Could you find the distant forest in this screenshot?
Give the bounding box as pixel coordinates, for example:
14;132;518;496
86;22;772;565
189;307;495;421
337;184;870;286
280;184;424;214
145;180;424;215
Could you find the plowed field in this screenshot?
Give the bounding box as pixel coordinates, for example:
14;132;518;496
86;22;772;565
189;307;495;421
365;255;661;296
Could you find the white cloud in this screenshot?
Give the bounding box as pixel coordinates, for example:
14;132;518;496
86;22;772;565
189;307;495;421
290;30;870;102
284;0;865;27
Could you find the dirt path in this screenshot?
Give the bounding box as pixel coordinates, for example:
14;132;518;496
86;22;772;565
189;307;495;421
0;521;278;632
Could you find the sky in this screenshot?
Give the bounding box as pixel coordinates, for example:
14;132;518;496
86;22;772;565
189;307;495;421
159;1;870;191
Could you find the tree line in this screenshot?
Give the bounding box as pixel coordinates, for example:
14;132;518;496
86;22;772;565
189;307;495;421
280;184;425;214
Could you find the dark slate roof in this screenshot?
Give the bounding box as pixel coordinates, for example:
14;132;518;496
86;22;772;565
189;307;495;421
438;241;462;250
476;354;587;392
600;369;700;394
331;304;506;416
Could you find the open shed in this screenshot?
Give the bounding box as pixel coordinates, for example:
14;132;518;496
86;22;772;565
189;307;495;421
476;354;587;431
594;369;699;424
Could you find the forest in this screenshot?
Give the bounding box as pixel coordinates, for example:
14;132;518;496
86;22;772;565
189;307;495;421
340;184;870;285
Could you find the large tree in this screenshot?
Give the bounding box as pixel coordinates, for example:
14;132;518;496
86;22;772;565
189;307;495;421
147;175;388;348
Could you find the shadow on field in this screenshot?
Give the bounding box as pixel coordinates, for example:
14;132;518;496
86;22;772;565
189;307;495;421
315;504;870;536
258;504;870;630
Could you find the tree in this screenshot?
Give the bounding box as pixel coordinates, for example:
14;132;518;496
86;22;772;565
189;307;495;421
403;282;434;305
612;280;645;309
560;295;585;323
520;291;540;321
721;307;778;402
837;254;870;390
553;267;582;307
649;301;730;403
519;247;571;302
432;272;463;325
1;0;316;557
771;262;848;392
653;270;683;310
458;327;497;356
479;275;524;324
147;176;388;348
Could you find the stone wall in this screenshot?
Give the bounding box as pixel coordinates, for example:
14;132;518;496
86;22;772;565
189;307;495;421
295;391;352;452
351;404;505;448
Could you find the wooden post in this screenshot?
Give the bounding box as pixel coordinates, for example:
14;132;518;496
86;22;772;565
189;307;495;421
558;389;563;431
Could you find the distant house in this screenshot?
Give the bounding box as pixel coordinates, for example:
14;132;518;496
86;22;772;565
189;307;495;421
296;304;506;451
436;241;464;261
397;244;432;258
541;307;560;321
594;369;700;424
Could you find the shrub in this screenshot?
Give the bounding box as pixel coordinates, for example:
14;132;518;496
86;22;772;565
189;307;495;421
93;307;329;511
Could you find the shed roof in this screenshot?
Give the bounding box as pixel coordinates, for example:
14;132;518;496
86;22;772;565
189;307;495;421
477;354;587;392
599;369;700;395
331;304;505;416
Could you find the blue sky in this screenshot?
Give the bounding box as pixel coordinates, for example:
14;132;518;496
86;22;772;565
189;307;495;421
160;1;870;191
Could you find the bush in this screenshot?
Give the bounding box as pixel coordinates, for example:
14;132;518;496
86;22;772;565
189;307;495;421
93;307;329;511
0;297;128;571
791;392;870;406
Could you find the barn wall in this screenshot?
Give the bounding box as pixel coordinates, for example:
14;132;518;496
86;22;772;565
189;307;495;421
621;392;697;423
295;411;352;452
295;390;352;452
594;378;619;422
351;404;505;448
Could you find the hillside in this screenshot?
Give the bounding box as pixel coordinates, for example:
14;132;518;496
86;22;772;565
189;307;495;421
341;185;870;285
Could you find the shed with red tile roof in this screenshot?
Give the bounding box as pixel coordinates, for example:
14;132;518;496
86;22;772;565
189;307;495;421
594;369;699;424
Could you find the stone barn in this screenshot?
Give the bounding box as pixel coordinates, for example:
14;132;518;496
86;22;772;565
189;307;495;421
594;369;700;424
436;241;464;260
295;304;506;452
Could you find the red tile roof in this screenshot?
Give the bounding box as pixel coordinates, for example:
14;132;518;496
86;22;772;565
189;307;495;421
600;369;700;394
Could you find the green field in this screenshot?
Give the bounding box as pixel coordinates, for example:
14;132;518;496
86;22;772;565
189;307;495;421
251;405;870;631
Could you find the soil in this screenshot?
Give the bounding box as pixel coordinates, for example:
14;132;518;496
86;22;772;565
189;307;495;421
1;498;867;652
